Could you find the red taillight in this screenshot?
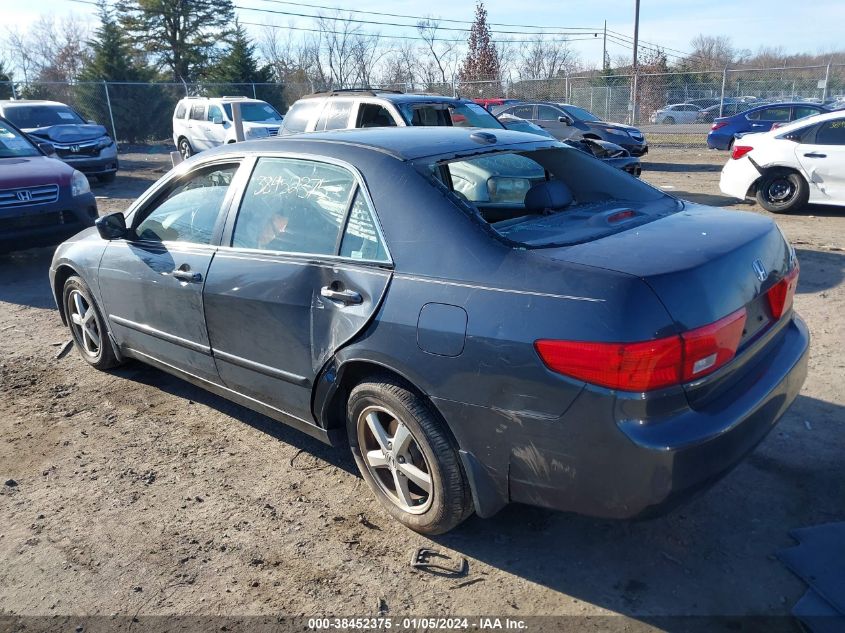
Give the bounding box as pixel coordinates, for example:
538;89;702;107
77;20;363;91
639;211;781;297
731;145;753;160
711;121;728;131
535;307;748;392
767;266;799;320
680;308;747;381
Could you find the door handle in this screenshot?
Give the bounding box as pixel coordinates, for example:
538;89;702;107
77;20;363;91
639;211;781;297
172;269;202;283
320;285;362;305
803;152;826;158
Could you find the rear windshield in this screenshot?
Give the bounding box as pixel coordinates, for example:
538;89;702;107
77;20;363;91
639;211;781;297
4;105;85;128
421;146;679;247
222;101;283;123
399;102;504;128
0;121;40;158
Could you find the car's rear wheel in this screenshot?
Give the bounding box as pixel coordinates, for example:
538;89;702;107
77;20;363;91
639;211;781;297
755;169;809;213
178;137;194;159
347;376;473;534
63;276;120;370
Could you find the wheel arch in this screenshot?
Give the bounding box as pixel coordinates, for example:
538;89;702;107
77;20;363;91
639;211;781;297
52;263;81;325
750;163;808;195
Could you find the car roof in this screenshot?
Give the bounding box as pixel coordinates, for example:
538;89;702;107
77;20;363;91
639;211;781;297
300;91;470;105
201;126;559;162
744;101;828;111
0;100;68;108
179;96;267;104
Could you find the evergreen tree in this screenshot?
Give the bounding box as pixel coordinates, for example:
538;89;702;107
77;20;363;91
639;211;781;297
458;2;500;83
116;0;235;82
0;61;12;99
208;21;272;85
79;1;152;83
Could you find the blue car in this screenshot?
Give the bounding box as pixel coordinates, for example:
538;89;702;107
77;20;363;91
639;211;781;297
49;128;808;534
707;102;829;150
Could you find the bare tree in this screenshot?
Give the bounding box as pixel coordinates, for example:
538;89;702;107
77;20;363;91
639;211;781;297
416;19;457;87
317;13;361;88
380;41;417;89
350;32;383;87
687;34;735;70
4;16;90;83
518;36;578;80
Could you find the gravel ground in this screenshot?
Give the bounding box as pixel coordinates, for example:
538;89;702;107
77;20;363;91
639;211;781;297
0;146;842;630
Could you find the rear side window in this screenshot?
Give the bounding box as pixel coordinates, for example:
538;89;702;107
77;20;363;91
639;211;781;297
357;103;396;128
793;106;821;120
190;104;206;120
814;119;845;145
175;102;187;119
748;107;790;121
207;105;224;122
316;100;353;131
340;191;389;262
232;157;355;255
281;100;320;133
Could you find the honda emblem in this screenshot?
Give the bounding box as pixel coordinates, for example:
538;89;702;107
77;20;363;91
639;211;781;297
15;190;32;202
752;259;768;282
70;145;80;153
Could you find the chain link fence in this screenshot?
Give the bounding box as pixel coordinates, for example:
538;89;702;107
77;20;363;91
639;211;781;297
2;65;843;148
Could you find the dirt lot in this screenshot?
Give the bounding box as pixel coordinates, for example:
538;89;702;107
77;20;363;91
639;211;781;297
0;146;843;630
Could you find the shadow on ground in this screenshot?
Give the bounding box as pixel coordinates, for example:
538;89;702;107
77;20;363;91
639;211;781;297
643;163;723;173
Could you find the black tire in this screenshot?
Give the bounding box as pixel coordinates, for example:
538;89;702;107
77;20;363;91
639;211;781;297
347;375;473;534
664;116;676;124
755;169;809;214
99;172;116;184
178;137;193;159
62;275;121;370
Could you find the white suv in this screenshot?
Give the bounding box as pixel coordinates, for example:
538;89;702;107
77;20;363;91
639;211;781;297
172;96;285;158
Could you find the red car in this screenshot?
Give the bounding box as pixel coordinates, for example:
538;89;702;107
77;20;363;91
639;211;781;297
473;98;521;112
0;116;97;253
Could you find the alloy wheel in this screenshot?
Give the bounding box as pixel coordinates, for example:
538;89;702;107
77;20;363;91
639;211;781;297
357;405;434;514
68;289;101;357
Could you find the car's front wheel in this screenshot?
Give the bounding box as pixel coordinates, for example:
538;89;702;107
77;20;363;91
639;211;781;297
347;376;473;534
62;276;120;370
755;169;809;213
178;137;194;159
663;116;676;124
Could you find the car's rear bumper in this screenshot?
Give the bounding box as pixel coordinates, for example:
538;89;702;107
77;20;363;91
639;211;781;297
719;155;761;199
60;155;119;177
437;314;809;520
0;193;98;253
707;132;733;150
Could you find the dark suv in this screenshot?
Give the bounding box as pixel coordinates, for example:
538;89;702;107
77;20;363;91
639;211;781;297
280;89;506;134
0;116;98;253
493;101;648;156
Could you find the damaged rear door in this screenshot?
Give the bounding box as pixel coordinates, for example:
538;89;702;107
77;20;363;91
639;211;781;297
202;156;392;424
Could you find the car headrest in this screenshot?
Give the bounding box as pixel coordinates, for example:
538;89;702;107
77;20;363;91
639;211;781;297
524;180;573;213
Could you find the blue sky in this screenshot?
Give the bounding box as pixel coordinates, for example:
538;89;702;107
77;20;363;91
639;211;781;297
7;0;845;67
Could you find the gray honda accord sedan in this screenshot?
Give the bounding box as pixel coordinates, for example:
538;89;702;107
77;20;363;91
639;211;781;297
49;127;809;534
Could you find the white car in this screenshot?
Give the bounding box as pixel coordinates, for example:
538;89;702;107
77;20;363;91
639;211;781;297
172;96;284;158
719;110;845;213
649;103;703;125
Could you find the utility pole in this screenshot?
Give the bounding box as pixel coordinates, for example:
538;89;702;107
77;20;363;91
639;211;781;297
602;20;607;71
630;0;640;124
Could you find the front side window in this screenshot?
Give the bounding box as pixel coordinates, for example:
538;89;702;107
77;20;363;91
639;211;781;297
399;102;504;128
537;105;564;121
560;105;599;121
207;105;224;122
232;158;355;255
0;121;40;158
814;118;845;145
133;164;238;244
507;104;535;119
3;105;85;129
190;104;206;121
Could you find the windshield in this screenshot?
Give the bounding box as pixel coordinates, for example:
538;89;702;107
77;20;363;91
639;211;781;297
421;146;678;247
560;105;600;122
399;102;504;128
4;105;85;128
222;102;283;123
0;121;40;158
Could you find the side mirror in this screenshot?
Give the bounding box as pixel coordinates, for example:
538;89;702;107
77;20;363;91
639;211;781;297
95;212;128;240
87;120;97;125
559;115;573;125
37;142;56;156
212;116;223;125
